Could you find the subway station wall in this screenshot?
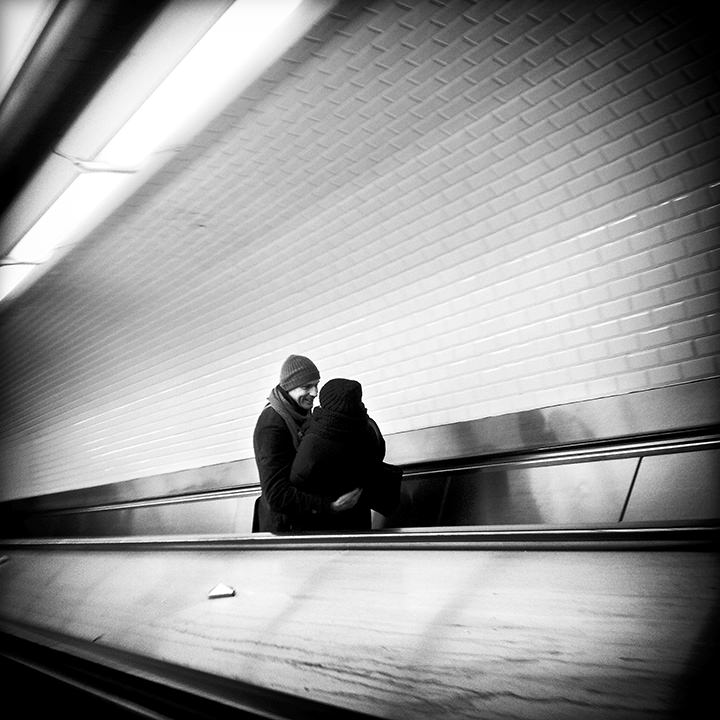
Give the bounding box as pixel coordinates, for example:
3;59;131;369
0;0;719;501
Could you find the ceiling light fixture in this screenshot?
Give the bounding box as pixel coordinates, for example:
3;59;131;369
0;0;314;304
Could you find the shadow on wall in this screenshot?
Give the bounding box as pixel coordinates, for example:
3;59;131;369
378;408;611;529
437;410;555;526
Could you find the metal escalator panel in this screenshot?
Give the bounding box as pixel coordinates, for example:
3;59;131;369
623;449;720;523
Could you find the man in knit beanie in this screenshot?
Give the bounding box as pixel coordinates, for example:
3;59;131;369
252;355;362;532
278;354;320;409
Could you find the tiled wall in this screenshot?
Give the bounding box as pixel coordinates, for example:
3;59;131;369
0;0;718;500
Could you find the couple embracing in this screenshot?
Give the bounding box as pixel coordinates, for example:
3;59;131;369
253;354;401;533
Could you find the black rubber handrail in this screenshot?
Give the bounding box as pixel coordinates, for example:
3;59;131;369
2;522;718;552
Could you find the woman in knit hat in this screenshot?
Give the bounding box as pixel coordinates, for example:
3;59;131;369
289;377;402;531
252;355;363;532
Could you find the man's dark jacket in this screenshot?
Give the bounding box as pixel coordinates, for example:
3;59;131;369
253;402;331;532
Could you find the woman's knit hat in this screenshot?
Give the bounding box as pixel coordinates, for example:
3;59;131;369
279;354;320;391
319;378;365;415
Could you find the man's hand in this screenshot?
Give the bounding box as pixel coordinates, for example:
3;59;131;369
331;487;362;512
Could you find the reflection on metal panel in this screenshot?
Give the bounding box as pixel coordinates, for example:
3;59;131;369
385;378;720;465
383;459;637;528
624;450;720;523
24;493;259;537
18;458;261;513
380;475;450;528
441;459;638;526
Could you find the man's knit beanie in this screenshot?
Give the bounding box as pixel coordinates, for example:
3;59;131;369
319;378;365;415
279;354;320;391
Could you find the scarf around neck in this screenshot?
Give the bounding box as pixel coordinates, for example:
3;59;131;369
267;385;309;449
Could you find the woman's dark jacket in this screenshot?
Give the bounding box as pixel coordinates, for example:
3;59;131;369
289;406;401;531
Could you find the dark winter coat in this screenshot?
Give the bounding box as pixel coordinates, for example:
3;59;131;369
289;406;401;531
252;394;332;533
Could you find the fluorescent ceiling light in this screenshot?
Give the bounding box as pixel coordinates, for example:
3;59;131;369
98;0;302;167
0;262;35;301
0;0;57;102
0;0;309;303
10;173;129;264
